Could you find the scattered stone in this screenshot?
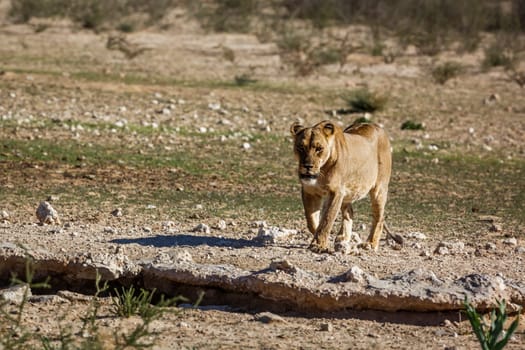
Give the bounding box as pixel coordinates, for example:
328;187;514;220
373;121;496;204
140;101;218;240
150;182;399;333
242;142;251;150
478;215;501;223
485;242;497;250
406;232;427;240
342;265;370;284
252;221;267;228
208;102;221;111
29;294;69;304
434;241;464;255
143;226;152;233
420;250;431;257
103;226;116;234
213;220;227;230
56;290;93;302
0;284;31;304
192;223;210;234
320;323;333;332
489;223;503;232
269;260;297;273
46;195;60;202
515;246;525;254
0;210;9;223
195;204;204;210
255;226;298;245
254;312;286;324
503;237;517;246
36;201;61;225
483;93;501;105
146;204;156;209
111;208;123;217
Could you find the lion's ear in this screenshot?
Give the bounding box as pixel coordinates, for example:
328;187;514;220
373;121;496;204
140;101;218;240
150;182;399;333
323;122;335;136
290;122;304;136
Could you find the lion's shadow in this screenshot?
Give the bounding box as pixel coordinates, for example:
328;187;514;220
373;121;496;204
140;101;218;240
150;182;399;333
110;234;261;249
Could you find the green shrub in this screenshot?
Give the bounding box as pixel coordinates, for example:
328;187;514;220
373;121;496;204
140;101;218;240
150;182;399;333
464;298;520;350
234;74;258;86
400;120;424;131
482;43;515;70
342;88;388;113
431;61;463;84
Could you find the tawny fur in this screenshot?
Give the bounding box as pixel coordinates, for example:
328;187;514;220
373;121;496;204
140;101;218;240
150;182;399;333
290;120;397;253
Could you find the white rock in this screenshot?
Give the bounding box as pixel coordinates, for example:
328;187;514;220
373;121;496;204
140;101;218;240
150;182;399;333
343;265;368;284
406;232;427;240
0;210;9;223
192;223;210;234
242;142;251;150
256;226;297;244
214;220;227;230
103;227;116;234
503;237;517;246
208;102;221;111
0;285;31;304
434;241;464;255
36;201;61;225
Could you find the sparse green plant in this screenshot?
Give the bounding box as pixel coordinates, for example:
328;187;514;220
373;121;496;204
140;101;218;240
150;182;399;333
0;257;50;350
342;88;388;113
401;120;425;131
482;42;515;70
117;22;135;33
431;61;463;84
234;73;257;86
464;298;520;350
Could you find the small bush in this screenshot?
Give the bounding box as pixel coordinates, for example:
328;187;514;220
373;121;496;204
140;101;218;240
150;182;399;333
400;120;424;131
234;73;257;86
482;42;515;70
342;88;388;113
464;298;520;350
431;61;463;84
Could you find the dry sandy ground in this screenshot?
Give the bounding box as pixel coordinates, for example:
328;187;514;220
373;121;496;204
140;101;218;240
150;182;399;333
0;21;525;349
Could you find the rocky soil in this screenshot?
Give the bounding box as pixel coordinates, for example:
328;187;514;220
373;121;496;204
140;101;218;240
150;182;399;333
0;17;525;350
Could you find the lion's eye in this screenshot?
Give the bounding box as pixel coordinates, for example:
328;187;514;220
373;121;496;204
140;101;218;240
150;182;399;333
315;147;323;154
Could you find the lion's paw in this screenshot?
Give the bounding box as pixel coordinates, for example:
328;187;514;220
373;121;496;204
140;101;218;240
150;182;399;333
308;242;332;254
334;241;360;255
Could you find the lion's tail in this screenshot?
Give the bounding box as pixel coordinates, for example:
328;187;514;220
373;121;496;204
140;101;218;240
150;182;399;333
384;222;404;245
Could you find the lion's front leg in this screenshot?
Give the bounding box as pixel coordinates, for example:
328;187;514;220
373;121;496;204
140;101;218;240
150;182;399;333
301;188;322;235
309;192;343;253
334;203;362;254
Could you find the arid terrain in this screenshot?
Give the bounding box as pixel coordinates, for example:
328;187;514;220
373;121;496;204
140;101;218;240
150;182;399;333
1;8;525;350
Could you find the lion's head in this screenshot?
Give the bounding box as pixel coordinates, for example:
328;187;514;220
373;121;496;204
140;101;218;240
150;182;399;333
290;120;337;185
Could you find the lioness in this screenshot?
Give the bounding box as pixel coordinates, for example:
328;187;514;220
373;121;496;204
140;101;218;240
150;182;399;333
290;120;400;253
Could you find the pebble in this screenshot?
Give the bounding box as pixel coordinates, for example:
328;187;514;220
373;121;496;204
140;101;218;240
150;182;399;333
515;246;525;254
103;227;116;234
434;241;464;255
254;312;286;324
242;142;251;150
111;208;123;217
192;223;210;234
503;237;517;246
489;223;503;232
406;232;427;240
214;220;227;230
485;242;497;250
320;323;333;332
0;210;9;223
